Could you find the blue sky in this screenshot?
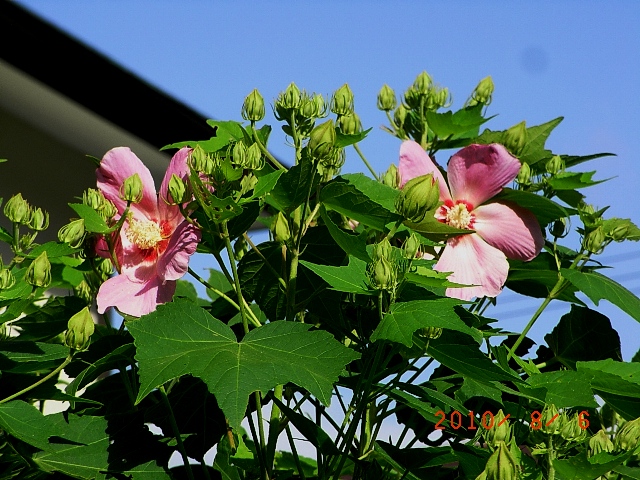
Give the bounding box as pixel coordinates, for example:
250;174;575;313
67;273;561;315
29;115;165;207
16;0;640;360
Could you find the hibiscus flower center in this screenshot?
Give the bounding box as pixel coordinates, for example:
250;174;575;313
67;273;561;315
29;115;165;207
436;199;475;229
126;219;165;250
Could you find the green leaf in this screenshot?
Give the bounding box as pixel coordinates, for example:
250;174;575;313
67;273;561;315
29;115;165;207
370;299;481;347
162;120;244;152
319;206;370;262
524;370;598;408
494;188;568;226
545;305;622;369
404;271;468;289
268;160;318;212
68;203;113;234
561;269;640;324
213;431;242;480
426;331;521;383
457;377;503;404
300;256;373;295
335;128;372;148
128;300;359;427
251;169;283;199
206;268;233;301
0;224;12;243
0;400;62;450
602;217;640;241
562;152;616;170
0;341;69;363
426;105;489;138
553;450;631;480
547;171;608;190
27;242;78;258
320;174;401;231
613;465;640;479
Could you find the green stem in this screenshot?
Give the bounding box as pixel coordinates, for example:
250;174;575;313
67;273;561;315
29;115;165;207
547;435;556;480
0;353;73;405
252;123;287;171
159;385;195;480
285;424;307;480
221;222;250;336
385;220;403;241
353;144;379;181
265;384;283;475
254;391;268;476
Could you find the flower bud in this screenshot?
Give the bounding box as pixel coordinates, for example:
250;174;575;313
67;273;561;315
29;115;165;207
232;141;248;167
413;71;432;96
246;143;264;170
584;226;606;254
234;235;248;261
382;164;399;189
0;268;16;290
28;207;49;231
377;84;397;111
468;76;495;106
588;430;614;458
560;413;587;443
19;232;36;251
98;258;114;279
484;441;518;480
272;212;291;243
545;155;565;175
4;193;30;224
541;404;561;435
25;251;51;288
190;145;214;174
393;105;407;130
308;120;336;160
372;238;392;261
431;86;452;109
58;219;86;249
396;174;440;223
338;112;362;135
330;83;354;116
241;88;265;122
368;256;395;291
74;280;92;303
614;417;640;452
516;162;531;186
83;188;116;221
503;121;527;156
418;326;443;340
121;173;144;203
65;307;95;351
280;82;302;110
403;233;421;259
168;174;188;204
550;218;569;238
485;410;512;448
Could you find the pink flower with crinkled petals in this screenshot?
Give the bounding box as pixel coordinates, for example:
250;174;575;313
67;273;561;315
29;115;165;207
96;147;200;317
398;140;544;300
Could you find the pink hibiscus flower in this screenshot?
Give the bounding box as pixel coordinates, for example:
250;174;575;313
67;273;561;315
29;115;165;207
96;147;200;317
398;140;544;300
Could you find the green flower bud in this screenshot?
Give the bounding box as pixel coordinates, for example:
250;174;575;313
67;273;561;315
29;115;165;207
369;256;395;291
560;413;587;443
300;94;318;119
468;76;495;106
550;218;569;238
121;173;144;203
4;193;30;224
246;143;264;170
331;83;354;116
167;174;188;204
98;258;114;279
578;202;605;230
372;238;392;261
396;174;440;223
83;188;116;221
74;279;92;303
190;145;214;174
318;148;346;182
485;410;512;448
503;121;528;156
614;417;640;452
272;212;291;243
541;404;561;435
58;219;86;249
25;251;51;288
484;441;518;480
338;112;362;135
308;119;336;160
403;233;421;259
0;268;16;290
19;232;36;251
377;84;397;111
312;93;327;118
588;430;614;458
28;207;49;231
545;155;565;175
432;86;452;109
418;326;443;340
232;142;248;168
584;226;606;254
516;162;531;186
234;235;248;262
241;88;265;122
413;71;432;95
382;164;399;189
393;105;407;130
65;307;95;351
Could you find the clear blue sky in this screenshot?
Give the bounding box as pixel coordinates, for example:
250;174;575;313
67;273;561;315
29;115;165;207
16;0;640;360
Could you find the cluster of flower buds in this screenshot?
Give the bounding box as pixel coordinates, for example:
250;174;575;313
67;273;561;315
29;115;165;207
25;251;51;288
274;83;328;139
466;76;495;107
614;417;640;452
476;441;518;480
65;306;95;351
3;193;50;233
395;173;441;223
83;188;117;222
367;238;397;292
558;412;588;443
403;72;451;112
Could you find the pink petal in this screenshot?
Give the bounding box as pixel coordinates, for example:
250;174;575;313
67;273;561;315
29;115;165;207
473;201;545;261
97;273;176;317
116;225;158;283
159;147;191;223
398;140;451;200
157;221;201;282
447;144;521;206
97;147;159;219
435;233;509;300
